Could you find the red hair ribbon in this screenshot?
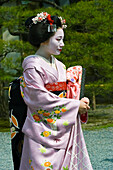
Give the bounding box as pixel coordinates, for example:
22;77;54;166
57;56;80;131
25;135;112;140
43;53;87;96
47;14;54;25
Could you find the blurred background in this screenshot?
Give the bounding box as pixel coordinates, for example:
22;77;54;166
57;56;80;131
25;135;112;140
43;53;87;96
0;0;113;131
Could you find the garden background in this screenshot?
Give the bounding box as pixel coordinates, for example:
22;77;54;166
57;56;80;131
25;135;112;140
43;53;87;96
0;0;113;131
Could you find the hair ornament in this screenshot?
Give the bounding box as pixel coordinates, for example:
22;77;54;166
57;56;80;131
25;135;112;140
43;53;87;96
47;14;54;25
46;14;57;32
32;12;56;32
32;12;55;26
32;12;49;24
48;24;57;32
58;16;67;29
30;12;67;31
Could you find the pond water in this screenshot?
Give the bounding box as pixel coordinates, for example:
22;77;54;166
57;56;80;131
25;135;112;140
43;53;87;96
0;127;113;170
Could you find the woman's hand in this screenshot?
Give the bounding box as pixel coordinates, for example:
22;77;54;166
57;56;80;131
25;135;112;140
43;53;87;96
79;97;90;114
81;97;90;105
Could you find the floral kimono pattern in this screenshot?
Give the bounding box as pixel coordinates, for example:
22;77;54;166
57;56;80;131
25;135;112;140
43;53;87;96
19;55;93;170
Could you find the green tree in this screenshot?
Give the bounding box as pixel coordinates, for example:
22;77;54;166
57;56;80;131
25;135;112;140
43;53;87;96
0;0;63;117
0;0;113;117
58;0;113;107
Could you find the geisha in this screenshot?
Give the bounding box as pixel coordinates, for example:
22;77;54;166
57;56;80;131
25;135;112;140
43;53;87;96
11;12;93;170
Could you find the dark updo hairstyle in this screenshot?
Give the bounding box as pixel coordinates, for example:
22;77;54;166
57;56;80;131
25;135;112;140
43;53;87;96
25;14;62;48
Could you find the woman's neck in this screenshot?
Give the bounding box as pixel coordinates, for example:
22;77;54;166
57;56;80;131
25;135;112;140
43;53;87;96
35;46;51;62
36;47;56;69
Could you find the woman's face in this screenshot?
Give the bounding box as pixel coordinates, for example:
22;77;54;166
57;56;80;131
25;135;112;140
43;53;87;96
44;28;64;56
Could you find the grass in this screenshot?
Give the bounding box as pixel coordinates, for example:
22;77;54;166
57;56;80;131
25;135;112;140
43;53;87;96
82;104;113;130
0;104;113;132
0;118;10;132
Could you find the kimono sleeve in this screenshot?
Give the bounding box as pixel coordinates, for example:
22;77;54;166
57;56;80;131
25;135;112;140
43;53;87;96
21;68;80;130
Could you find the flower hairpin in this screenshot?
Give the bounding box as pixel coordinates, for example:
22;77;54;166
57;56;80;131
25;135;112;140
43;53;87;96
32;12;56;32
32;12;49;24
58;16;67;29
31;12;67;31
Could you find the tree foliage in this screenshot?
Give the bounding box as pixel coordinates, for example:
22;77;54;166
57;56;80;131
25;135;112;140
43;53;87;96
0;0;113;106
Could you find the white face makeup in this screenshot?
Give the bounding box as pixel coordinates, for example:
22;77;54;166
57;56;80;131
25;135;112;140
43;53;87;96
44;28;64;56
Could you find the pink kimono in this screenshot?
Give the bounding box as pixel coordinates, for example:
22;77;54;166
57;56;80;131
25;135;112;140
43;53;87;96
19;55;93;170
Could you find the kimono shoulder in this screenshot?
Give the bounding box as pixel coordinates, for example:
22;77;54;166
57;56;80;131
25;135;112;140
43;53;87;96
22;55;44;74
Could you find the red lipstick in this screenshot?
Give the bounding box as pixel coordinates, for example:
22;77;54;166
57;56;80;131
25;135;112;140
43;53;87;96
58;49;62;52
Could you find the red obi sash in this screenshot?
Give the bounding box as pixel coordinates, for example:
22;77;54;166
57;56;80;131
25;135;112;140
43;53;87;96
45;82;67;98
45;82;67;91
